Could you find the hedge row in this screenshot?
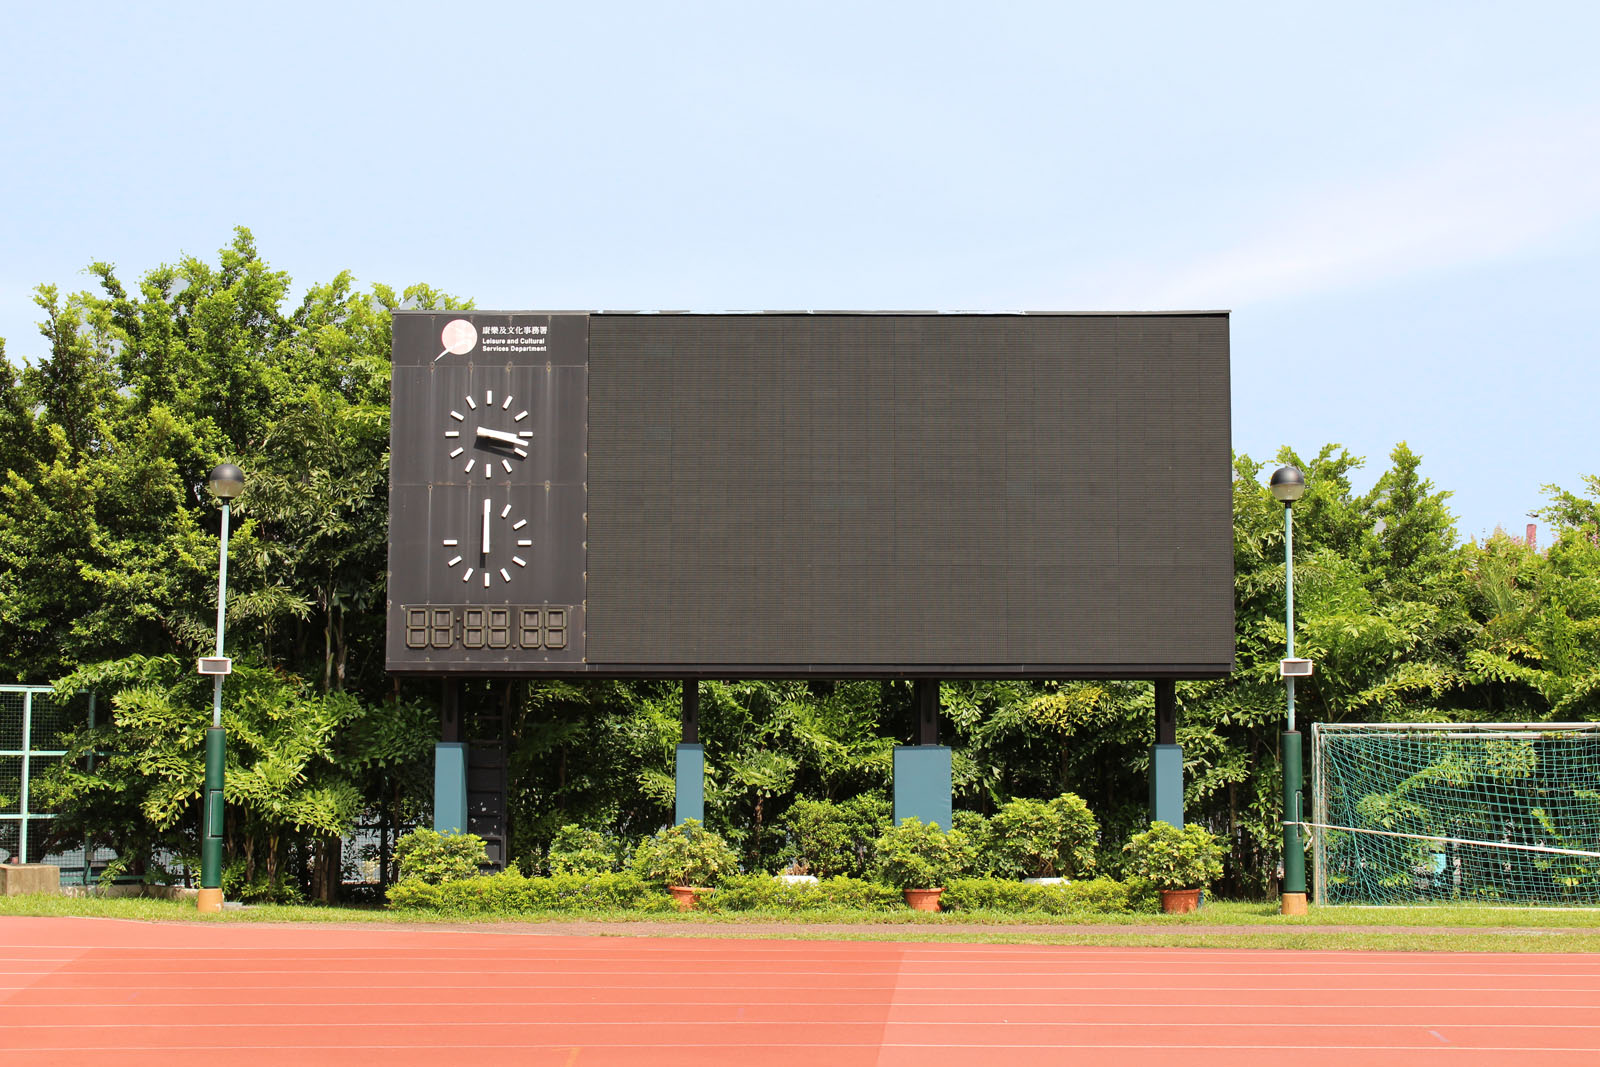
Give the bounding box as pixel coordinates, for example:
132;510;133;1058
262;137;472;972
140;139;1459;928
386;871;1158;915
388;871;675;912
940;876;1158;914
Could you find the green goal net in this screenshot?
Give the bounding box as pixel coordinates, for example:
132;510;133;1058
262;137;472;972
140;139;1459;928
1310;722;1600;907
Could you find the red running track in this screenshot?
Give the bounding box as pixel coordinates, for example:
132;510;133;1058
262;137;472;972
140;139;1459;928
2;917;1598;1066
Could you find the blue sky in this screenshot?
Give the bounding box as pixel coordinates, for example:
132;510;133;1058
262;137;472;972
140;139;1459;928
3;2;1596;542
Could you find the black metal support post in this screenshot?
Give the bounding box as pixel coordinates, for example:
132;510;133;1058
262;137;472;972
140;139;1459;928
441;678;460;743
1155;679;1177;746
682;679;700;743
914;679;939;745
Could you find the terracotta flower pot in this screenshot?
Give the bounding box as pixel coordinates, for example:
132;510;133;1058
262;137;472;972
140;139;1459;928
1160;888;1201;914
668;886;711;912
903;887;944;912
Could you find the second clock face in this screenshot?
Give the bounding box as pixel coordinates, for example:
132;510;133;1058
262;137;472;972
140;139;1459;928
442;383;535;480
439;491;534;589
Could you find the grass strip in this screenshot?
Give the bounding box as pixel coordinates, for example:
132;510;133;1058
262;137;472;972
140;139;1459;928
3;894;1598;952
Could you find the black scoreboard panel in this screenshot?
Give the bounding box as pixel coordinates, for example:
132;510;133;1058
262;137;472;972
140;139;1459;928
387;312;1234;677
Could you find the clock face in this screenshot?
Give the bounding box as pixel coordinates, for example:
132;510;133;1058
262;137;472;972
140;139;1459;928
439;491;534;589
442;383;535;480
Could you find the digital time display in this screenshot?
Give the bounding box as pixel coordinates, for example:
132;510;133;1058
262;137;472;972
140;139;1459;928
401;605;574;652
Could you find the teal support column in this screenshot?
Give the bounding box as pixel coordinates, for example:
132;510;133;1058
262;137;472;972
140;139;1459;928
1149;745;1184;827
434;742;468;834
893;746;952;829
1149;678;1182;826
675;743;705;825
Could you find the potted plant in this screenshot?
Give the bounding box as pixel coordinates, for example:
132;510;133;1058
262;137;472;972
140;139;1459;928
874;817;971;911
632;819;738;910
987;794;1099;884
1121;821;1223;914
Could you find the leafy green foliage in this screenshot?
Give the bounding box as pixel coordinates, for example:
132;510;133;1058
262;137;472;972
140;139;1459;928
630;819;739;887
875;817;973;889
1122;822;1224;891
387;870;671;912
394;828;489;884
546;824;618;875
939;876;1149;914
777;795;891;877
703;874;904;912
986;794;1099;879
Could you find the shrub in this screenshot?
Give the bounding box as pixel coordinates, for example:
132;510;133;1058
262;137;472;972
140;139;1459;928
705;874;905;912
951;811;994;875
387;869;672;912
394;828;489;884
940;876;1139;914
875;817;972;889
987;794;1099;879
632;819;739;887
778;794;891;878
1121;821;1224;891
547;824;617;875
817;875;907;911
222;862;305;905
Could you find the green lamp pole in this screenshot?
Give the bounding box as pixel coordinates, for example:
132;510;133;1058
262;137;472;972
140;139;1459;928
1269;464;1309;915
198;463;244;913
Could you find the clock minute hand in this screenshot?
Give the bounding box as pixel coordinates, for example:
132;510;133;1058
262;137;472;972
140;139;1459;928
481;498;492;556
475;426;523;447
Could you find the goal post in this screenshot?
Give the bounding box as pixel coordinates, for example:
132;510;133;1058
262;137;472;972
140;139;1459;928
1309;722;1600;907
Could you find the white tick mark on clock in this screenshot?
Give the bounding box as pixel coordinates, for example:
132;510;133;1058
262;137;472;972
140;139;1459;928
514;448;528;458
446;554;462;566
499;568;511;583
464;459;475;473
445;430;459;438
501;459;513;473
514;410;528;422
513;556;527;567
485;390;493;404
442;539;458;547
450;410;464;421
517;539;532;546
502;396;512;409
449;448;463;458
512;519;527;530
465;396;476;409
500;503;512;518
462;567;474;582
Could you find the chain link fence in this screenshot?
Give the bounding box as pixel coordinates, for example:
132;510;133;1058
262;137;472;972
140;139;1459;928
5;684;421;897
0;686;101;880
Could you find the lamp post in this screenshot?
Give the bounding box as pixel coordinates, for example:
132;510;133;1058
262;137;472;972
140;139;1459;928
1269;464;1310;916
198;463;244;913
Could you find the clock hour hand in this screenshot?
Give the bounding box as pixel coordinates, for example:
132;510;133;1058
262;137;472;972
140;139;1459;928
475;426;523;448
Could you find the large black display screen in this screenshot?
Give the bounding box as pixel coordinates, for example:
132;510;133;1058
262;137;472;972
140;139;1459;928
388;312;1233;677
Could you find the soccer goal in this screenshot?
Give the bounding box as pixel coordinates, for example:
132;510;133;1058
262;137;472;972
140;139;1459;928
1309;722;1600;907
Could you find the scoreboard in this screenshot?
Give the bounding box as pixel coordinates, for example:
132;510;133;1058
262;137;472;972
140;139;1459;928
386;311;1234;678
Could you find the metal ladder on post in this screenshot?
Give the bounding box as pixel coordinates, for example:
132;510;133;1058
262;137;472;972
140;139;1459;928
466;681;510;870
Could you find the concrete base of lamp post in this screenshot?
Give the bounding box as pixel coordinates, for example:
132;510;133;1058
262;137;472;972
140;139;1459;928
1280;892;1308;916
196;887;224;913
